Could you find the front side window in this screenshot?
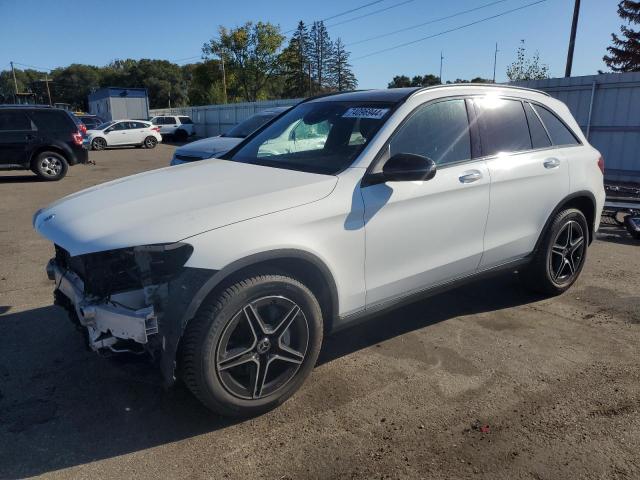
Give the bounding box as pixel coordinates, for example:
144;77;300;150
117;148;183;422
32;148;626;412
0;111;32;131
532;104;580;146
230;102;392;175
474;97;532;156
151;117;161;125
163;116;177;125
389;99;471;166
97;121;115;130
111;122;127;131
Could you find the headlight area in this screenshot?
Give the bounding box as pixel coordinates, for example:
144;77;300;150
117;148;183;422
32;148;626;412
49;243;193;355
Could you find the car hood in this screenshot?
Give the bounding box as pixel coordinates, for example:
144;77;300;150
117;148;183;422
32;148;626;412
176;136;242;158
34;160;338;256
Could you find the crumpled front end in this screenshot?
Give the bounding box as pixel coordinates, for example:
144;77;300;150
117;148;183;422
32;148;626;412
48;243;194;360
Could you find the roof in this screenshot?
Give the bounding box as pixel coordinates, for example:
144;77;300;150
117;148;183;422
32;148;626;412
0;104;64;110
88;87;148;102
306;84;549;105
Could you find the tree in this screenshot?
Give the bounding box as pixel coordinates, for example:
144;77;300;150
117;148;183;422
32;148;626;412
506;41;549;81
604;1;640;71
387;74;440;88
446;77;492;84
280;21;312;97
327;38;357;91
203;22;285;102
50;64;102;110
388;75;411;88
183;60;228;105
309;21;333;92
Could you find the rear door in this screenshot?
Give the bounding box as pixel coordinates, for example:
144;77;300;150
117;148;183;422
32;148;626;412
0;110;34;166
475;97;570;268
106;121;131;145
130;121;150;143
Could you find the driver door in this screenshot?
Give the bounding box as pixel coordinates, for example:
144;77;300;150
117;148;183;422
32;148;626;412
361;98;491;307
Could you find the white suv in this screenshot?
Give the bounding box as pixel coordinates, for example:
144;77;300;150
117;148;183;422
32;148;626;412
149;115;195;141
34;85;605;417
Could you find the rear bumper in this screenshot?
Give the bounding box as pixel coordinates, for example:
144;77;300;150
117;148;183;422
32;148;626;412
69;146;89;165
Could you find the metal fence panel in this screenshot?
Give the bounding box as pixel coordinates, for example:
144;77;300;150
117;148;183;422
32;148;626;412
150;98;302;138
511;73;640;182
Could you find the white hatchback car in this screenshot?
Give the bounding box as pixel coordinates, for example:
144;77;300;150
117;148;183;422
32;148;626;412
86;120;162;150
34;85;605;417
149;115;195;141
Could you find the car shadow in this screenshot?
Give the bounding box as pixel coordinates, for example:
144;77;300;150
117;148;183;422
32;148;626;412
0;272;539;478
0;174;42;183
596;223;640;246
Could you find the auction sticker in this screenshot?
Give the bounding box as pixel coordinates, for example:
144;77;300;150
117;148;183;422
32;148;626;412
342;107;389;119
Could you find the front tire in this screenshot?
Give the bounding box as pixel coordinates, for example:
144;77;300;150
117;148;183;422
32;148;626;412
521;208;588;295
32;151;68;181
91;137;107;150
181;275;323;417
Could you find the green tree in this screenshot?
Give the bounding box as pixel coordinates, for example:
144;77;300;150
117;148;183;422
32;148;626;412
604;0;640;71
309;21;333;92
280;21;312;97
50;64;102;110
327;38;357;91
388;75;412;88
183;60;228;105
506;41;549;81
203;22;285;102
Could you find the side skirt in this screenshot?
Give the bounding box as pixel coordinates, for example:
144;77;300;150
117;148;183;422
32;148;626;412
332;257;530;334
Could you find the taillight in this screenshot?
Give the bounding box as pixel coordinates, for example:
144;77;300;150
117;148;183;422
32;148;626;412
79;123;87;134
597;155;605;174
152;126;161;132
72;131;83;146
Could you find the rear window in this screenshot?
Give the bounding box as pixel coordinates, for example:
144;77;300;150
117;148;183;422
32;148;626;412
178;116;193;124
474;97;532;156
28;110;75;132
0;111;32;131
532;104;580;146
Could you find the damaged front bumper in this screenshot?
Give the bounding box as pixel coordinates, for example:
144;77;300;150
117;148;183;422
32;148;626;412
48;260;160;352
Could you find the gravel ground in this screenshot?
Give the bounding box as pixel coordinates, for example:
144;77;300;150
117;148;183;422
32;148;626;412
0;145;638;480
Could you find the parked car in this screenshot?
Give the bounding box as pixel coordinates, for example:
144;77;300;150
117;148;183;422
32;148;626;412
170;107;289;165
85;120;162;150
75;114;105;131
34;85;605;416
149;115;195;141
0;105;88;180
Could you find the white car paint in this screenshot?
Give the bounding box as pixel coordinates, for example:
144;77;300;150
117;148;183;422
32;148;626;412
149;115;195;137
169;136;244;165
35;84;605;340
85;120;161;149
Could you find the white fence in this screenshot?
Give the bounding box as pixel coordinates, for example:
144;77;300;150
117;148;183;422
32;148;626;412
149;98;301;138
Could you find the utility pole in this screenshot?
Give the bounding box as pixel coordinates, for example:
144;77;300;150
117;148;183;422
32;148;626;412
219;52;227;104
39;74;53;105
493;43;499;83
10;61;18;103
565;0;581;77
439;51;444;84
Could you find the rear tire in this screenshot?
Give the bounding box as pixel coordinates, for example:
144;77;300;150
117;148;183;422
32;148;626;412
180;274;323;417
520;208;588;295
175;129;188;142
32;151;68;181
143;136;158;149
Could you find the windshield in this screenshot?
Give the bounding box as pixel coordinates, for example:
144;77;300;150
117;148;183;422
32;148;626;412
225;113;277;138
96;121;116;130
229;102;392;174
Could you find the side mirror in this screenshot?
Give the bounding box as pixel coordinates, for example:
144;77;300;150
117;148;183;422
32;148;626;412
382;153;437;182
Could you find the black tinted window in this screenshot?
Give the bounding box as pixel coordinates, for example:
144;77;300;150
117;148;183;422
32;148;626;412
524;102;551;149
532;104;579;146
0;111;32;131
389;99;471;165
131;122;147;129
163;117;176;125
178;116;193;124
28;110;74;131
475;98;531;156
112;122;127;130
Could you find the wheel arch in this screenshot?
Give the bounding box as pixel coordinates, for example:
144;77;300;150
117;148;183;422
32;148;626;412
534;191;597;253
29;145;70;169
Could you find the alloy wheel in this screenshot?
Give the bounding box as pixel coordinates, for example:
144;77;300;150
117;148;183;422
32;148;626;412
215;296;309;400
549;220;585;284
145;137;157;148
40;156;63;177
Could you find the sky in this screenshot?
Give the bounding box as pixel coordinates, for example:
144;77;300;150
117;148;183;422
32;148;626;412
0;0;623;89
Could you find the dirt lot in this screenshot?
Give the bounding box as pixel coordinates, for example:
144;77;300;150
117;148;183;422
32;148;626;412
0;145;639;479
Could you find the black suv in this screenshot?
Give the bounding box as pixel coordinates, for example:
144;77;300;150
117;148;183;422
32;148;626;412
0;105;89;180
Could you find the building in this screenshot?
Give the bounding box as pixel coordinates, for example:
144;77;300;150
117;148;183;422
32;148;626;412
511;72;640;183
88;87;149;121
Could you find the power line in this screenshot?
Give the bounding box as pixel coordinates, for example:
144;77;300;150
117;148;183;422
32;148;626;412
283;0;386;33
353;0;548;61
347;0;510;46
326;0;415;28
13;61;57;72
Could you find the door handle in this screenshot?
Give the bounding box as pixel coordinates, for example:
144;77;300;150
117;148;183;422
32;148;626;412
459;170;483;183
543;157;561;169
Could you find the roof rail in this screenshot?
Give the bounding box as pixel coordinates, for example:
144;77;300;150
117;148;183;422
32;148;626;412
411;83;550;97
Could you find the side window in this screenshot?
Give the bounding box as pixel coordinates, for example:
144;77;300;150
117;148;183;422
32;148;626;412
524;102;552;149
532;104;580;146
389;99;471;166
474;97;532;156
132;122;146;129
112;122;127;130
0;111;32;131
28;110;73;131
163;116;176;125
178;116;193;124
151;117;162;125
